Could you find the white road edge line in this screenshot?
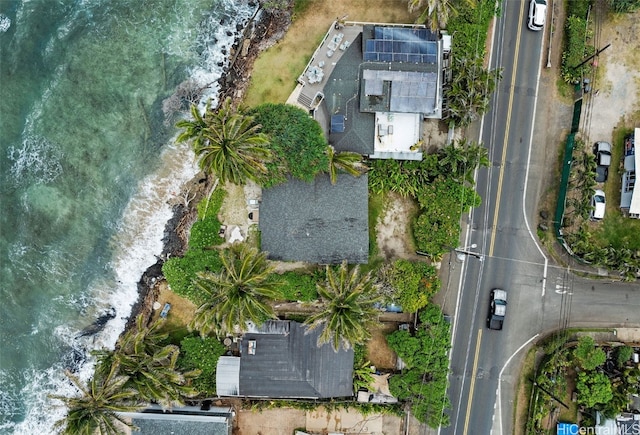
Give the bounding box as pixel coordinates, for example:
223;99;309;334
497;333;539;435
521;22;550;298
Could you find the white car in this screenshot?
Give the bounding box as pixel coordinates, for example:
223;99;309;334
528;0;547;31
591;189;606;220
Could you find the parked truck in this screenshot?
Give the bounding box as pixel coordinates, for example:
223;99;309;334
487;288;507;330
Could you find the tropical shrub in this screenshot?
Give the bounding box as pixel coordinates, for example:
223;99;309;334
178;336;226;396
561;15;594;84
614;345;634;367
573;336;606;371
249;103;328;187
163;249;223;305
189;189;226;249
386;260;440;312
268;270;321;302
413;178;481;257
386;305;451;427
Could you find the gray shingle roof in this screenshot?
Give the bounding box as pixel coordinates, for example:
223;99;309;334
259;173;369;264
125;406;232;435
237;320;354;399
321;33;376;155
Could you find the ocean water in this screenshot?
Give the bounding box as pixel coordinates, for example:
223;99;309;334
0;0;256;432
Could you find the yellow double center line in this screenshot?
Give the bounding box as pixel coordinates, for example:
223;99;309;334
463;2;526;433
463;329;483;434
488;2;525;258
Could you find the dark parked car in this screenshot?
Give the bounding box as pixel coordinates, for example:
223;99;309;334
595;165;609;183
487;289;507;330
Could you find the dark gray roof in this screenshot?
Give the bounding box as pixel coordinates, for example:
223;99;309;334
126;406;232;435
321;33;376;155
259;173;369;264
238;320;354;398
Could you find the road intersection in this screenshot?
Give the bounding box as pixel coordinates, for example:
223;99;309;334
440;1;640;434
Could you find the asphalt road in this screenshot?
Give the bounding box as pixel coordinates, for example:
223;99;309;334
440;1;640;434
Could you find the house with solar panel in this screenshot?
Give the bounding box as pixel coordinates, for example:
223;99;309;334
289;21;451;161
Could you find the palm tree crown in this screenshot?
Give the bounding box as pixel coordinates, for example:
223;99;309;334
190;244;280;336
325;145;368;184
51;364;142;435
176;97;273;185
94;315;199;410
304;261;381;351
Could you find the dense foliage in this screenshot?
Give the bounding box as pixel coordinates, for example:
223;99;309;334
249;103;328;187
572;336;606;371
191;243;280;336
163;190;226;304
386;259;440;312
268;270;321;302
414;178;481;257
446;0;499;60
386;305;451;427
576;371;613;409
561;15;594;84
609;0;640;12
177;335;227;396
446;56;502;127
305;261;381;351
189;188;226;249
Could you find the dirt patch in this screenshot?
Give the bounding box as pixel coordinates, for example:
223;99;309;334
235;407;306;435
150;281;197;327
375;192;419;261
366;322;400;370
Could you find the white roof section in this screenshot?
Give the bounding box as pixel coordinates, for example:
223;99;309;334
370;112;422;160
216;356;240;396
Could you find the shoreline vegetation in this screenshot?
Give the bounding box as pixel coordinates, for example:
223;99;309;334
124;6;293;334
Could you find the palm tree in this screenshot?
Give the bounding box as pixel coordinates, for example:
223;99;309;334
408;0;459;31
175;99;211;150
446;56;502;127
94;315;199;410
437;142;468;179
176;97;273;185
190;244;280;336
51;364;142;435
304;261;381;351
326;145;368;184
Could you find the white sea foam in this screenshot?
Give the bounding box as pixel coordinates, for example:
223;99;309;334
6;2;258;433
0;14;10;33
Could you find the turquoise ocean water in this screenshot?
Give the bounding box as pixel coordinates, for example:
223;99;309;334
0;1;255;432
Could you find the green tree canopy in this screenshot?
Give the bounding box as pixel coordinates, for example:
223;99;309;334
176;98;272;185
573;336;607;371
446;55;502;127
576;371;613;409
51;364;142;435
190;243;280;336
249;103;328;187
94;315;200;410
304;261;381;351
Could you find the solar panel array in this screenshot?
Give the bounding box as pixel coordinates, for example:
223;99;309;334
364;27;438;63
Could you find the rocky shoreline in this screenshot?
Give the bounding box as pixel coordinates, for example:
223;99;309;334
123;3;294;333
